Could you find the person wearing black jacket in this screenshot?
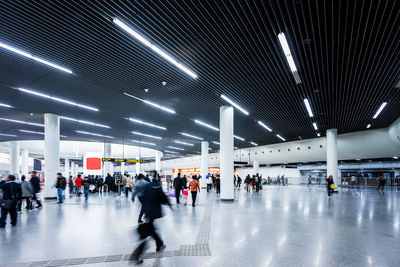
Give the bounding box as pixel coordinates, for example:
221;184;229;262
326;175;334;196
173;173;184;204
0;175;22;228
131;175;171;264
55;173;67;203
30;171;42;208
105;174;113;192
97;177;104;193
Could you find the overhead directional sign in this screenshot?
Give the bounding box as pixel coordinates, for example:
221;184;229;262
102;158;143;163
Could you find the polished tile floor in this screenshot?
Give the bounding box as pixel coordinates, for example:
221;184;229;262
1;185;399;267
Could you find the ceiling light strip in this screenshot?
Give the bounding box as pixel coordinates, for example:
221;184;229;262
113;18;197;79
366;124;371;129
131;131;162;140
131;140;156;146
129;117;166;130
0;41;72;74
194;119;219;131
0;117;44;127
234;135;245;141
257;121;272;132
277;33;301;84
372;102;387;119
303;99;314;117
167;146;184;151
313;122;318;130
212;141;220;145
181;132;203;140
123;92;175;114
220;94;249;115
276;134;286;141
18;88;98;111
76;130;113;139
61;116;110;128
164;150;179;154
174;140;194;146
0;133;17;137
0;103;12;108
250;142;258;146
20;129;67;138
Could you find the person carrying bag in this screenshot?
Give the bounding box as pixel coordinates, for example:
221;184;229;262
0;175;22;227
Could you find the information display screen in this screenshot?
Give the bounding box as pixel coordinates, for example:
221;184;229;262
102;158;143;163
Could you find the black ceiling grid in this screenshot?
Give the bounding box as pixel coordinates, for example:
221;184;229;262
0;0;399;156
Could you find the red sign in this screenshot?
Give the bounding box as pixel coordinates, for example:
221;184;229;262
86;158;101;170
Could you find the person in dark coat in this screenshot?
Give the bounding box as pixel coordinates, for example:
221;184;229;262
0;175;22;228
131;174;171;264
30;171;42;208
326;175;334;196
97;177;104;193
173;173;184;204
55;173;67;203
105;174;113;192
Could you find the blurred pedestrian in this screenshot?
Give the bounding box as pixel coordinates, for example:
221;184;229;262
132;174;148;223
55;173;66;203
189;177;200;207
30;171;42;208
0;175;22;228
18;175;33;211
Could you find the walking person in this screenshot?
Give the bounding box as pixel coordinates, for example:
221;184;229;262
244;175;252;192
377;175;386;195
189;177;200;207
216;175;221;194
18;175;33;211
82;177;90;200
0;175;22;228
68;176;74;196
97;176;104;193
30;171;42;208
206;173;212;192
124;175;133;198
173;173;184;204
75;174;83;196
254;173;261;192
131;174;148;223
55;173;67;203
326;175;334;196
130;174;171;264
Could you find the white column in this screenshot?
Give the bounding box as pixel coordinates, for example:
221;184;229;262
136;155;141;175
44;113;60;199
21;149;29;178
155;151;162;174
64;158;70;178
9;141;20;178
201;141;209;188
71;162;75;177
327;129;339;186
103;143;112;176
75;163;79;176
253;160;259;175
220;106;234;200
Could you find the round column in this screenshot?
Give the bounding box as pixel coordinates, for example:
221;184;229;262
253;160;259;175
219;106;234;200
136;155;141;175
44;113;60;199
21;148;29;178
9;141;20;178
201;141;209;188
71;162;75;177
327;129;339;186
103;143;112;176
155;151;162;174
64;158;70;178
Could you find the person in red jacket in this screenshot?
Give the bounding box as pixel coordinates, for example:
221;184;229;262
75;174;83;196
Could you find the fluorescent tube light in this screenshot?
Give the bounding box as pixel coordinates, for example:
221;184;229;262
20;129;67;138
174;140;194;146
250;142;258;146
303;99;314;117
277;33;301;84
212;141;220;145
366;124;371;129
167;146;184;151
220;94;249;115
0;103;12;108
313;122;318;130
234;135;245;141
76;130;113;139
194;119;219;131
181;132;203;140
129;117;166;130
0;133;17;137
131;131;162;140
113;18;197;79
18;88;98;111
123;92;176;114
393;156;399;160
61;116;110;128
373;102;387;119
0;41;72;74
276;134;286;141
164;150;179;154
0;117;44;127
131;140;156;146
257;121;272;132
317;133;321;137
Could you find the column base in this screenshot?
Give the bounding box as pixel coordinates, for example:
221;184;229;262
220;198;234;201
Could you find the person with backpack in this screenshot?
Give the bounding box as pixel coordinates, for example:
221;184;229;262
82;177;90;200
97;176;104;193
254;173;261;192
189;177;200;207
18;175;33;211
173;173;184;204
244;175;252;192
0;175;22;228
55;173;67;203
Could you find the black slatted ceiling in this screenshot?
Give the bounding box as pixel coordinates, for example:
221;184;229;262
0;0;399;156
